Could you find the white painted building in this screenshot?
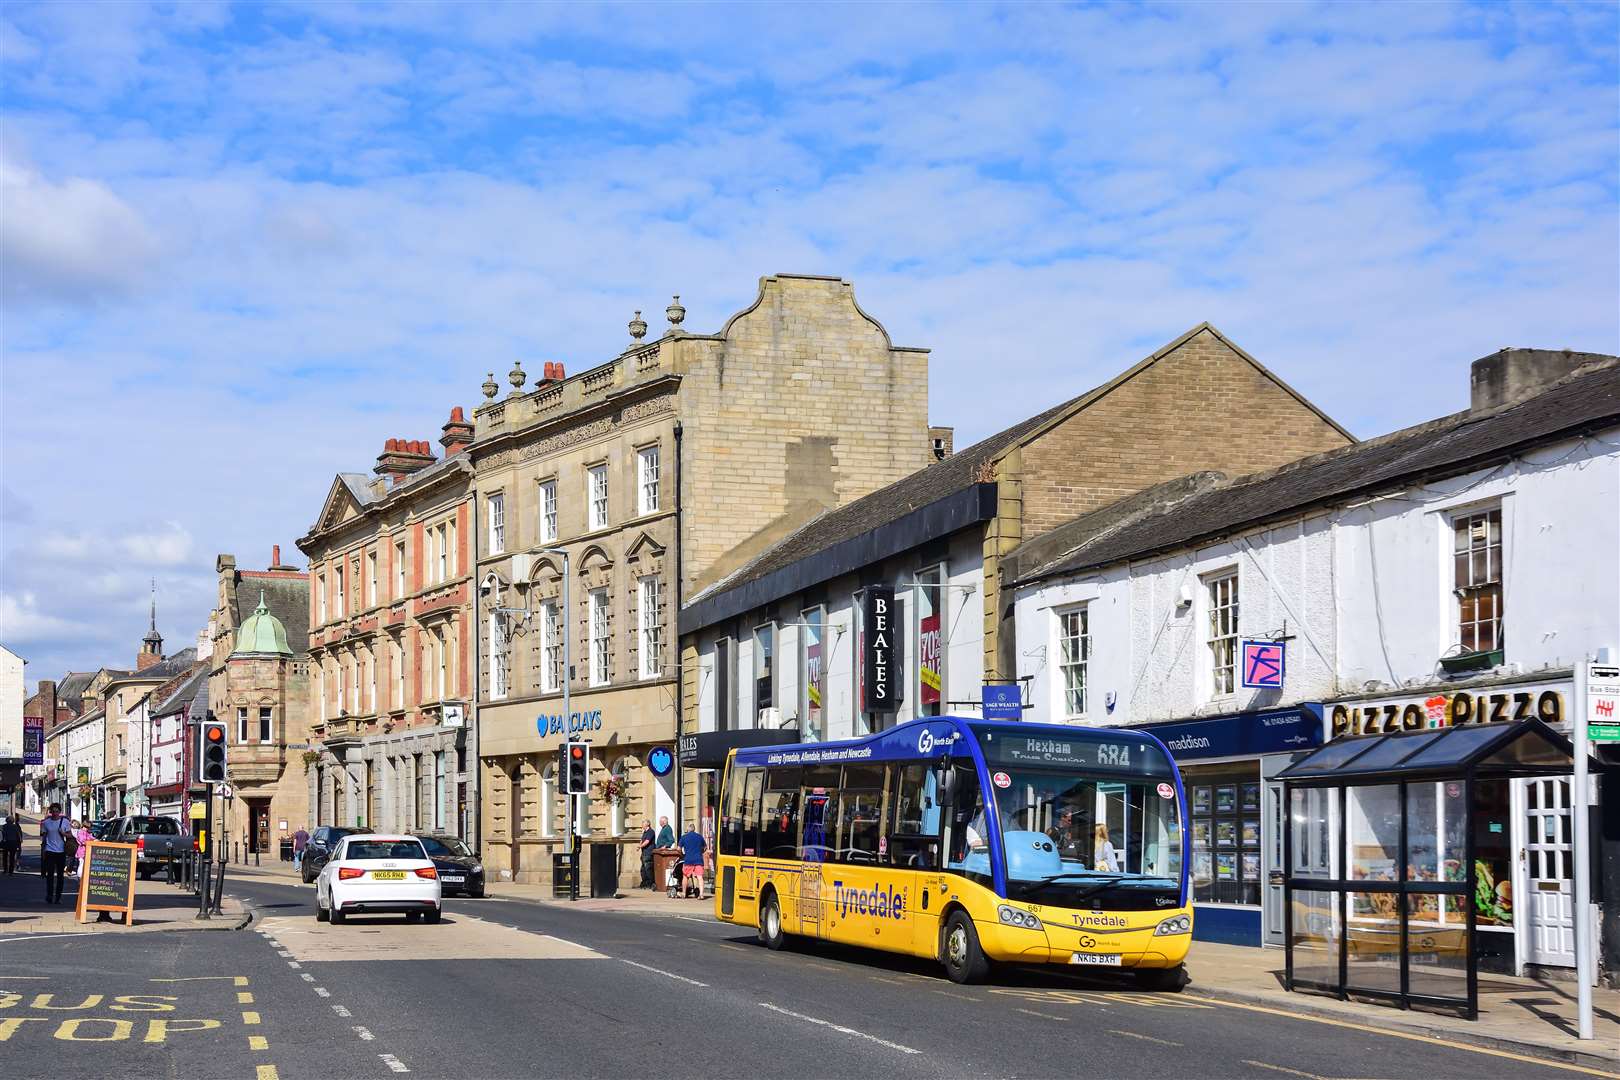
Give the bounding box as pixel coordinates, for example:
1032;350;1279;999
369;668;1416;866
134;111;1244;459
0;644;23;815
1009;349;1620;979
58;708;105;821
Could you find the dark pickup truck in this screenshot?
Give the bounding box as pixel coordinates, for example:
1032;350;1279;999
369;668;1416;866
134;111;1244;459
104;815;189;878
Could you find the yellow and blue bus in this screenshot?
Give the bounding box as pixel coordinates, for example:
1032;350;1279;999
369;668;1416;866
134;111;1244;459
714;716;1191;987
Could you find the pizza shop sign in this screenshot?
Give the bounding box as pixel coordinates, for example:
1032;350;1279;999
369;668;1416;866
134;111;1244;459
1329;681;1567;739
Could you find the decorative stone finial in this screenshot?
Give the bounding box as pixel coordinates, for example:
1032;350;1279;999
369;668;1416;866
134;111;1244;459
508;360;527;394
481;372;498;399
665;295;685;330
629;310;647;343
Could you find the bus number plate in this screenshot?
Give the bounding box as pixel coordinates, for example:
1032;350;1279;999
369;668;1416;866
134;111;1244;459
1069;953;1122;966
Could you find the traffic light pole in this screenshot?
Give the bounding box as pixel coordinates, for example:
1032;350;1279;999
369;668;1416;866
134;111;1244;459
196;781;213;920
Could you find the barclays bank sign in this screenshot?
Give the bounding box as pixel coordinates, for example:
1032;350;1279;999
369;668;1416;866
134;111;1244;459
536;709;605;740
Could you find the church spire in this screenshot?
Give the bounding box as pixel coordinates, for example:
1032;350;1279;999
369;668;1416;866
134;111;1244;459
138;578;164;670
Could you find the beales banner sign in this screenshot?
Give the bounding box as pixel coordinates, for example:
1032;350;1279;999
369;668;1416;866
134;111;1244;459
861;586;901;715
1328;679;1569;739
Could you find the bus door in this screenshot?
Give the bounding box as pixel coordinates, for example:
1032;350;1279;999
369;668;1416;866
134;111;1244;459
889;763;943;957
799;787;832;939
736;767;764;907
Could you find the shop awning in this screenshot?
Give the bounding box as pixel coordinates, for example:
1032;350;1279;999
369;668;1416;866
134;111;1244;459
1276;717;1577;786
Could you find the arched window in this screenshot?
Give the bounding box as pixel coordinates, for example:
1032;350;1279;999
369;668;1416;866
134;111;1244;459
607;758;627;837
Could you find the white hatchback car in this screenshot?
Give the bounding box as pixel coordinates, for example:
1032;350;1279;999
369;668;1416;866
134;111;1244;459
316;834;442;925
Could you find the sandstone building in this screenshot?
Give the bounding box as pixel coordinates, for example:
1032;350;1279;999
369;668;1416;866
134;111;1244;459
473;274;934;889
298;413;478;838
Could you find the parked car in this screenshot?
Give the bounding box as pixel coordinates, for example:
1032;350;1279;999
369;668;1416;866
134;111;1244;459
413;834;485;898
315;834;441;925
300;825;369;884
104;815;188;878
88;819;117;840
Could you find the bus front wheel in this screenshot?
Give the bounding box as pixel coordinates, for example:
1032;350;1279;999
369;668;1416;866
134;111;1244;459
1134;964;1185;992
942;911;990;984
758;891;786;951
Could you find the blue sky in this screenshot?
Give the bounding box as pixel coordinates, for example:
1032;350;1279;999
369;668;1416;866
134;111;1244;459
2;1;1617;680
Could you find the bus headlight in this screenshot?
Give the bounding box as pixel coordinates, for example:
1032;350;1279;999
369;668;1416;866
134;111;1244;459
997;905;1042;930
1153;914;1191;936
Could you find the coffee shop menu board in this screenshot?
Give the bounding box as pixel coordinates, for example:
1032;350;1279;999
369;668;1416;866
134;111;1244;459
76;841;137;925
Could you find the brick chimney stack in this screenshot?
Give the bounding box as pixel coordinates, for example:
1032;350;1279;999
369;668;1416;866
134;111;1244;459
542;361;566;383
268;544;299;572
375;438;437;483
439;406;474;456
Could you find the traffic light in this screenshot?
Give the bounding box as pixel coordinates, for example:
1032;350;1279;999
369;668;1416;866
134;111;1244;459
196;716;228;784
562;741;589;795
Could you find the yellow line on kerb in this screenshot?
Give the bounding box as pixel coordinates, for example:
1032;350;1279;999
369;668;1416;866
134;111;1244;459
1195;995;1620;1079
256;1066;279;1080
248;1035;269;1051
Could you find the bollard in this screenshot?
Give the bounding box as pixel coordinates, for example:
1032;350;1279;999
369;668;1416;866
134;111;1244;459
196;862;212;919
211;860;226;915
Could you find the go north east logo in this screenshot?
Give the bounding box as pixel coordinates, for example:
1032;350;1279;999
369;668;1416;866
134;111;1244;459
832;881;905;919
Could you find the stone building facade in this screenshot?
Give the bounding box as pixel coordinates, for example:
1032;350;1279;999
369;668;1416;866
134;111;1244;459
207;548;311;857
474;274;934;889
298;412;478;839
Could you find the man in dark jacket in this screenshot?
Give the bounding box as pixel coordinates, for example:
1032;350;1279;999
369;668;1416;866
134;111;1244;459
637;820;656;889
0;815;22;874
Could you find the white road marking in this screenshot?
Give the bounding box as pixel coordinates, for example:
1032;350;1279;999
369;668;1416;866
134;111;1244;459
286;961;300;969
332;1004;352;1018
379;1053;410;1073
314;987;330;997
1109;1029;1182;1046
300;974;315;982
618;958;709;987
758;1002;920;1055
353;1026;375;1041
276;951;292;958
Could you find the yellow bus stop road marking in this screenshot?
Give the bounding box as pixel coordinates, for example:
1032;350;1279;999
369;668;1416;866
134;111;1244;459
237;992;254;1004
1197;996;1620;1079
256;1065;278;1080
241;1011;261;1025
248;1035;268;1051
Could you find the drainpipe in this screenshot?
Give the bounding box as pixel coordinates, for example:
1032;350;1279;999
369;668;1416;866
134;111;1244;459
673;420;685;838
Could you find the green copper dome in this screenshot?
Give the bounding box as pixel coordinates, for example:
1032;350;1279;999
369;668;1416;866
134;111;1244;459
232;591;292;657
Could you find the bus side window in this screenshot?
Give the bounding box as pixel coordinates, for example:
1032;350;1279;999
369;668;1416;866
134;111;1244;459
886;764;939;870
840;764;885;865
761;767;801;860
720;762;744;857
800;765;839;863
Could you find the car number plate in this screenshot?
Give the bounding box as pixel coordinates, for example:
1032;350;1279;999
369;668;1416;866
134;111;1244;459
442;874;465;882
1069;953;1122;966
370;871;406;880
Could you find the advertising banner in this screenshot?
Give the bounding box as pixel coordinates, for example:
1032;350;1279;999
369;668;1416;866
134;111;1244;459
23;716;44;765
861;586;900;714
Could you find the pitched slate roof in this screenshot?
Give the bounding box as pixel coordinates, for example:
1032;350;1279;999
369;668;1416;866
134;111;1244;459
151;666;207;718
1013;359;1620;586
232;574;309;655
689;321;1343;609
56;672;95;712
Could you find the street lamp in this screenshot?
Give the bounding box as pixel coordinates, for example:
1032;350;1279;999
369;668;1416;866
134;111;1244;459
540;547;577;900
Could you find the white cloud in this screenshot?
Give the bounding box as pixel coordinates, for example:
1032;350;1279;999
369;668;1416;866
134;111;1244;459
0;592;89;645
0;148;161;307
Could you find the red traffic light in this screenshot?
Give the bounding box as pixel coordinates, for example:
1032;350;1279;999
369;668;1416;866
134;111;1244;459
205;726;225;743
570;745;584;759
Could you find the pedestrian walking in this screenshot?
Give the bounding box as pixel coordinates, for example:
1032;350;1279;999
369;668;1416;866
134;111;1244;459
292;825;310;871
0;815;22;874
39;804;71;903
638;819;656;889
72;820;92;874
678;823;706;899
655;815;675;849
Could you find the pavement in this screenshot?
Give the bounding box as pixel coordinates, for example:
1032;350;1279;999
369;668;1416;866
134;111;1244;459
0;845;249;935
3;861;1613;1079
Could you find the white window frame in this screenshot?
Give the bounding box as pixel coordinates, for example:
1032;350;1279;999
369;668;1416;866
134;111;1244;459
488;493;506;555
1056;605;1090;719
436;628;449;700
392;635;405;710
317;667;326;722
1206;570;1240;698
258;706;273;743
394;539;406;599
753;622;775;719
366;551;377;608
334;566;344;617
538;479;558;543
436;523;449;583
335;659;347;714
540;763;556;836
540;599;562;694
588;465;609;531
637;446;660;515
638;575;662;679
318;573;327;623
1451;504;1504;656
489;614;509;700
589;588;610;687
237;707;249;744
800;605;825;741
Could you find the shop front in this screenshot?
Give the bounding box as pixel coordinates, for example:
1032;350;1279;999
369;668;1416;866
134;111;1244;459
677;727;798;880
1136;705;1326;947
1320;676;1593;980
479;685;677;892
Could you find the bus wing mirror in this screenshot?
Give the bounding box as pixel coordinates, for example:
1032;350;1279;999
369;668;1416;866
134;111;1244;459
936;766;958;805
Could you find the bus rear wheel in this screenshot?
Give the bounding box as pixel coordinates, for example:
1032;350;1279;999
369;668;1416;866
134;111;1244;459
758;891;786;951
942;911;990;984
1134;964;1185;992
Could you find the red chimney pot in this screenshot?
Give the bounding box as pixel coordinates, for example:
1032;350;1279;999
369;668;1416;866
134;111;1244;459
451;406;465;422
272;544;281;567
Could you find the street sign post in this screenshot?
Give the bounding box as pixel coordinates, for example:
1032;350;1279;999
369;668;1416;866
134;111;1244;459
1572;658;1618;1040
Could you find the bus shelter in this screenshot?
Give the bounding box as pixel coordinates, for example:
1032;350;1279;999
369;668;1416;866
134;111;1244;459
1277;718;1579;1019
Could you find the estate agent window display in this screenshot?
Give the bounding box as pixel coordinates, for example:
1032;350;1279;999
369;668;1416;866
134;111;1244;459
1186;765;1263;906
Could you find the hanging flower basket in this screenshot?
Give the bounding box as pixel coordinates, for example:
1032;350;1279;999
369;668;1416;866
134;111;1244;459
596;774;629;805
301;750;320;767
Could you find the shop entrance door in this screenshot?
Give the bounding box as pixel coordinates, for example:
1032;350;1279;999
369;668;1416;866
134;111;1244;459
1262;775;1285;946
1523;777;1575;968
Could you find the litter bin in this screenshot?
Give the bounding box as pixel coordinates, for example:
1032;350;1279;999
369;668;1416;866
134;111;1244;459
589;842;619;898
552;851;576;898
653;847;683;895
279;838;293;862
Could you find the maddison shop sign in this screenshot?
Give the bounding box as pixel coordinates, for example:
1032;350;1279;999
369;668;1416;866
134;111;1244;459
1137;705;1325;762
